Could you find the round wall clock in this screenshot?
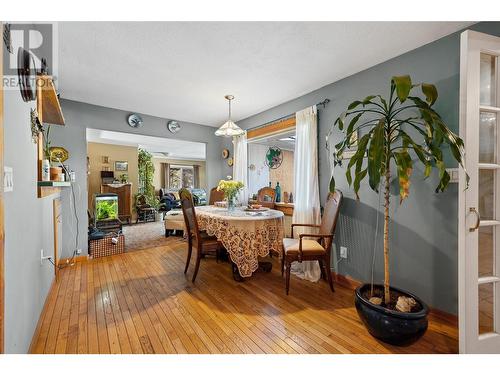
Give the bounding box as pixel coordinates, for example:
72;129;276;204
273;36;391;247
222;148;229;159
227;157;234;167
167;120;181;133
17;47;36;102
127;113;143;128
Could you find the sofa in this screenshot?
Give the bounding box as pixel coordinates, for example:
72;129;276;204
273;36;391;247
158;188;207;211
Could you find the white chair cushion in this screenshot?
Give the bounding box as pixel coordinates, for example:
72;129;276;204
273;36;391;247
164;210;185;230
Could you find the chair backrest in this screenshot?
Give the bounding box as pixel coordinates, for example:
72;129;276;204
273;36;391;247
319;190;343;250
179;188;201;246
209;187;225;205
136;194;147;207
257;187;276;208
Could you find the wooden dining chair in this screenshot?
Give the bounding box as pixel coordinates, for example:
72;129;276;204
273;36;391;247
281;190;343;295
209;187;225;205
179;188;223;282
257;186;276;208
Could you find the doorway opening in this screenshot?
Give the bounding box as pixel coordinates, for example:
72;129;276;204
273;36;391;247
86;128;206;252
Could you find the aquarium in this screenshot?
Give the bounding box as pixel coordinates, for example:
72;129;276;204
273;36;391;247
95;194;119;222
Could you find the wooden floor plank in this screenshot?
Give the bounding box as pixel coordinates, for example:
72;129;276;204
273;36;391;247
52;261;77;353
100;258;133;353
30;237;458;354
148;248;292;353
124;253;202;353
103;260;143;354
112;254;175;353
86;260;99;353
31;276;62;354
93;260;111;354
65;262;82;353
96;260;122;353
76;262;88;354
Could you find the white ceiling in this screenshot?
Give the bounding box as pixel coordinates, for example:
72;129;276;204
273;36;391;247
59;22;474;127
86;128;206;160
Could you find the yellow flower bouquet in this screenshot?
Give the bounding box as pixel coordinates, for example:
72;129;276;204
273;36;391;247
217;179;244;210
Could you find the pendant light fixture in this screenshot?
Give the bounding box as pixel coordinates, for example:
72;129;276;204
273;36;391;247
215;95;245;137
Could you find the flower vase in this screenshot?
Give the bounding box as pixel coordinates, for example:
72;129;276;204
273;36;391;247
227;196;236;211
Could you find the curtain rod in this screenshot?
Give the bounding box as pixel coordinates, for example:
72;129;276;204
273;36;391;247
250;98;330;131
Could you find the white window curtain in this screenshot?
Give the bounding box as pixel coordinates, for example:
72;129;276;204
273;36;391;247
232;132;249;204
291;105;322;282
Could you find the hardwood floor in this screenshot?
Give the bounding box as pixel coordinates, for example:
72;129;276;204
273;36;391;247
30;237;458;354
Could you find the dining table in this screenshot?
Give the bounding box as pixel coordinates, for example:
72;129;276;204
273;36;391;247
195;205;284;280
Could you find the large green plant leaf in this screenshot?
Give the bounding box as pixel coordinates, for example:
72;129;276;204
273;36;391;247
329;75;468;201
367;119;386;192
346;132;371;190
392;75;412;103
394;150;413;202
421;83;438;106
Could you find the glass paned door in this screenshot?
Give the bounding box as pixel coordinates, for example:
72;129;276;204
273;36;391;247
460;30;500;353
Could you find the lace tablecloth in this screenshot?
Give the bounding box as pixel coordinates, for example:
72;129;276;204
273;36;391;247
196;206;284;277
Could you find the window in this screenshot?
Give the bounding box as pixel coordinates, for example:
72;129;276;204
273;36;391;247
169;165;195;189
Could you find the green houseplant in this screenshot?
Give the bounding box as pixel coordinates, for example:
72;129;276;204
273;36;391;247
328;75;467;345
41;125;52;181
138;148;156;205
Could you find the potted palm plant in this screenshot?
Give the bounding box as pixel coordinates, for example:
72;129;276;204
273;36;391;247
328;75;467;345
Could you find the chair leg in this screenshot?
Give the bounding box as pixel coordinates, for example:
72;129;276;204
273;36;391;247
318;258;326;281
184;240;192;274
285;260;291;295
192;246;202;282
324;259;334;292
281;254;285;277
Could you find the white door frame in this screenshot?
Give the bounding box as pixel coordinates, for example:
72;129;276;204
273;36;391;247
459;29;500;354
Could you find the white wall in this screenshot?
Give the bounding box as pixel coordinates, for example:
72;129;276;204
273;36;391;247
247;143;269;198
3;87;57;353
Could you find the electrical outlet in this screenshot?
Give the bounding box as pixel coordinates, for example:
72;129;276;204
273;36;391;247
40;249;52;265
340;246;348;259
76;249;82;255
446;168;459;183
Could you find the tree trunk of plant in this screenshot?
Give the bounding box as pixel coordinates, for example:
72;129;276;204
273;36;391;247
383;167;391;305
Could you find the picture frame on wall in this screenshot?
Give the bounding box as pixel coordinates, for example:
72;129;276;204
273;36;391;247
115;161;128;171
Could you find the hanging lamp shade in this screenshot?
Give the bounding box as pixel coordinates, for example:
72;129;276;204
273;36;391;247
215;95;245;137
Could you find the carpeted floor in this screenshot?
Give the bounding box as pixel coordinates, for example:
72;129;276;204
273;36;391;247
122;220;183;252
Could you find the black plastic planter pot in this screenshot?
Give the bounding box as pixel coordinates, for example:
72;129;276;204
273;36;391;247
355;283;429;346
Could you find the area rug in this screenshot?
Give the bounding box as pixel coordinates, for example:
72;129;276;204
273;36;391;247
122;221;182;252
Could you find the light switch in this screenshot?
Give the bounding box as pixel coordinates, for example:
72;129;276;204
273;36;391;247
4;166;13;192
446;168;459;183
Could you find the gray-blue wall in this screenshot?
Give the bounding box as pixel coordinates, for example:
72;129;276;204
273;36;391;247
232;22;500;314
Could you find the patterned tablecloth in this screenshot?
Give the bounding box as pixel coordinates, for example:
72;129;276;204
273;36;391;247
195;206;284;277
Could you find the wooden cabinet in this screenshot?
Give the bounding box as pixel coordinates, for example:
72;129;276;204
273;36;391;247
101;183;132;223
